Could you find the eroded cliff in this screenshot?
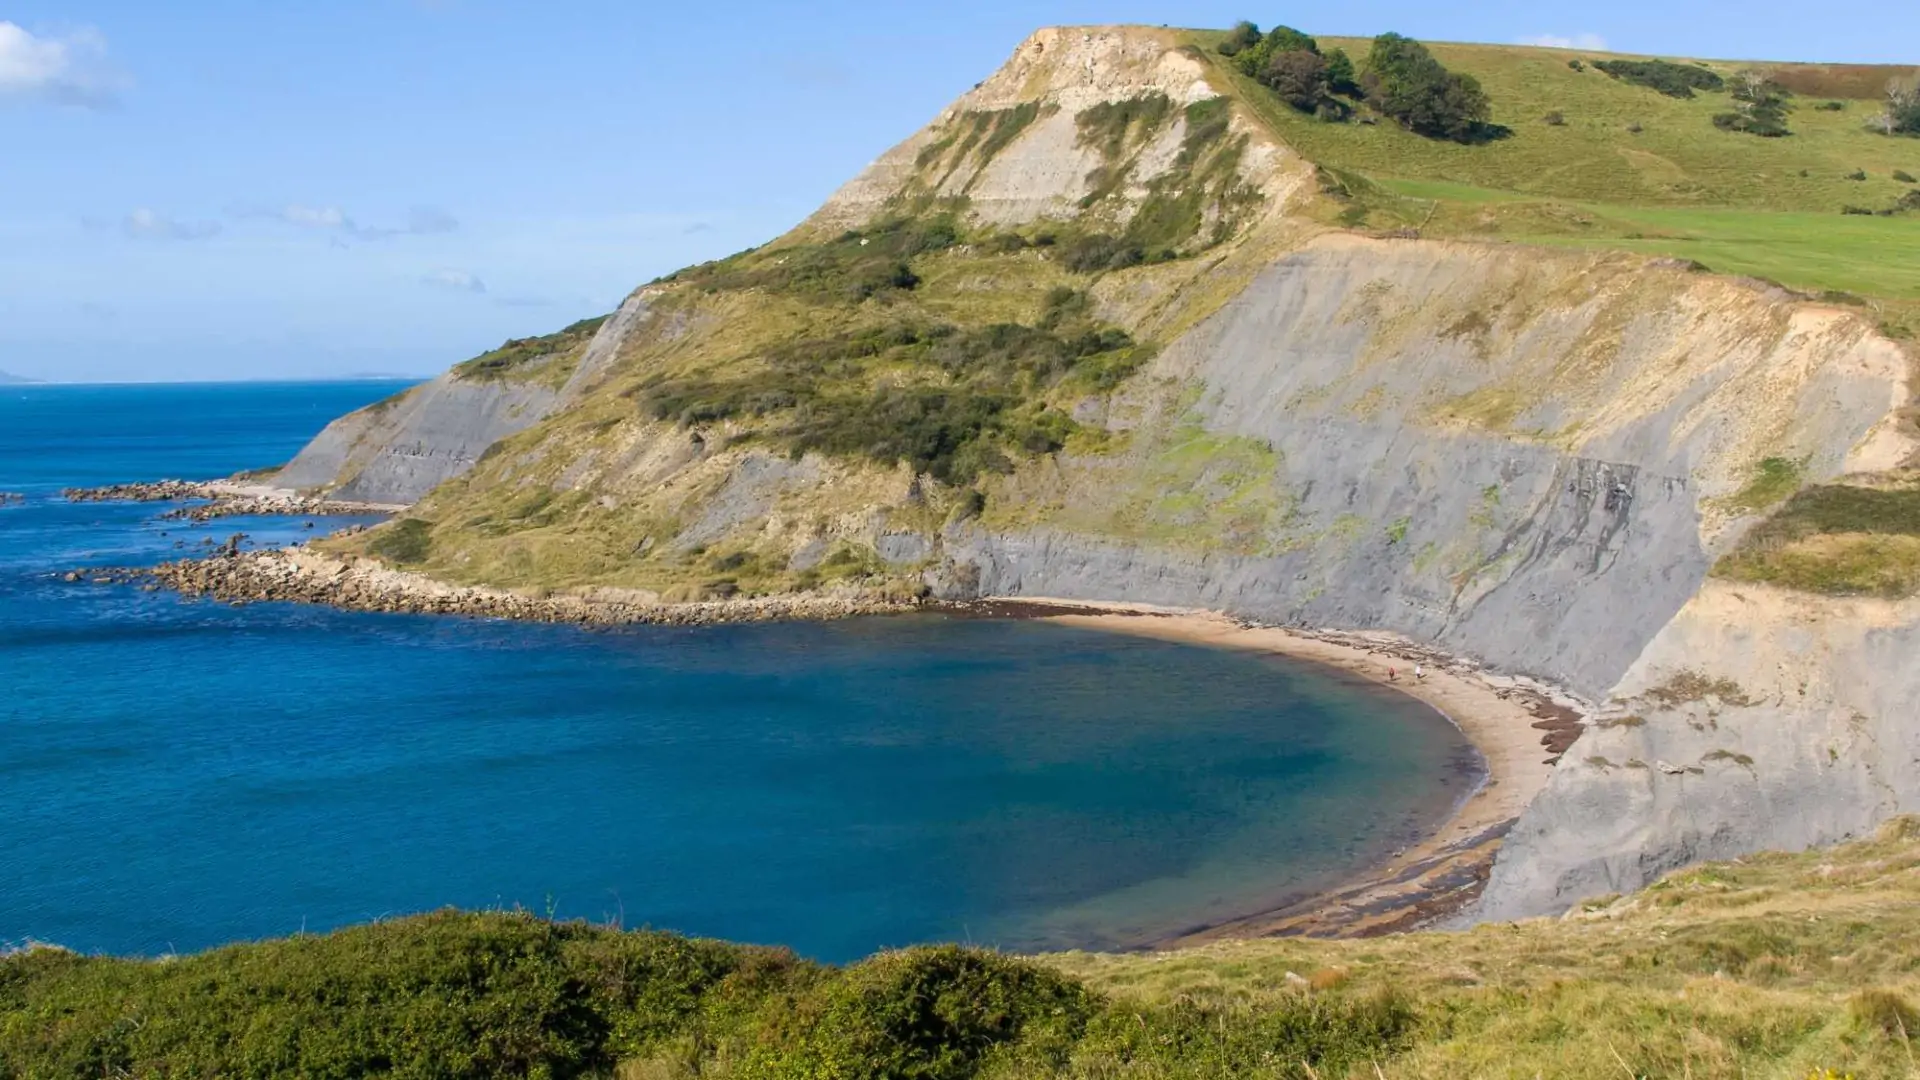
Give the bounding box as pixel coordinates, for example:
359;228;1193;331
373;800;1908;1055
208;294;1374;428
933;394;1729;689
269;25;1920;922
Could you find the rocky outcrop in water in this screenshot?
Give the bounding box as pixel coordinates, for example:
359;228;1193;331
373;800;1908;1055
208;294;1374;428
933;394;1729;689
143;548;916;626
61;480;396;522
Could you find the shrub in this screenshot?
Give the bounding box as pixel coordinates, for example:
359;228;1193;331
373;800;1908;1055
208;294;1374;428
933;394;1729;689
1592;58;1725;98
771;947;1097;1080
1895;169;1917;183
1817;100;1846;110
1321;47;1360;97
1847;169;1868;180
1217;20;1262;57
1715;71;1792;136
1568;58;1585;71
638;311;1145;484
0;912;761;1079
1543;110;1566;125
1840;206;1874;215
1264;48;1331;111
1363;33;1499;142
1060;232;1146;273
1878;77;1920;135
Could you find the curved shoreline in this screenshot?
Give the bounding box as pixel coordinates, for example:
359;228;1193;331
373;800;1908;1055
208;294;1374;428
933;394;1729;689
982;598;1587;941
99;546;1586;940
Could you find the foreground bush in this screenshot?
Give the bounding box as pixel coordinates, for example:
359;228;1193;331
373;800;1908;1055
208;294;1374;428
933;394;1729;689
0;913;1416;1080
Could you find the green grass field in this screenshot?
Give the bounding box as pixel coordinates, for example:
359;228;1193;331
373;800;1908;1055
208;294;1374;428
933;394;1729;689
1195;32;1920;323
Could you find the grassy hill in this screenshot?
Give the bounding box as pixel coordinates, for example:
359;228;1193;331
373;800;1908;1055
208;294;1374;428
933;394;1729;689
1216;35;1920;333
5;818;1918;1079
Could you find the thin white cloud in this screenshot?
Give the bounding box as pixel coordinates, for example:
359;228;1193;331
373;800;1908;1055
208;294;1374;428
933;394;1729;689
0;22;122;107
236;202;460;242
1521;33;1608;51
116;208;221;241
421;268;486;294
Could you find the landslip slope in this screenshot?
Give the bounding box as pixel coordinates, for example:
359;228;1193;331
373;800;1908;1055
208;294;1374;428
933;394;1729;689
270;26;1920;924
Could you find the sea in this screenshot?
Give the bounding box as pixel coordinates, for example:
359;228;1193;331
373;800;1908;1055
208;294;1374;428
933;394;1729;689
0;381;1479;962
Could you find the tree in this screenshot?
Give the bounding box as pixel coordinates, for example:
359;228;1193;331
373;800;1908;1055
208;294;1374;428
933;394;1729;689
1323;48;1360;97
1231;24;1319;80
1716;69;1792;137
1363;33;1494;142
1263;49;1330;111
1882;77;1920;136
1218;21;1262;57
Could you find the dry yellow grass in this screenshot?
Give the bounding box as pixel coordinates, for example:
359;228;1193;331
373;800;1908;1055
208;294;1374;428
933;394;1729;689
1041;817;1920;1079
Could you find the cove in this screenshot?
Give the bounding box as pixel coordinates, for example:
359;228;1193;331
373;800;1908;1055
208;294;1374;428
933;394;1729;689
0;383;1478;961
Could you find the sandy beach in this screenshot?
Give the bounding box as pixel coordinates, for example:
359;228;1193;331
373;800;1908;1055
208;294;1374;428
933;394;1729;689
983;597;1588;940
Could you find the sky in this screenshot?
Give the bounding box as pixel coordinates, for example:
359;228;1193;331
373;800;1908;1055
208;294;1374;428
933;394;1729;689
2;1;1914;382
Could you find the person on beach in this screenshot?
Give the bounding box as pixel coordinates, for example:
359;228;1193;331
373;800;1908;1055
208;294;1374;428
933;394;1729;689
1414;663;1426;682
1387;666;1397;682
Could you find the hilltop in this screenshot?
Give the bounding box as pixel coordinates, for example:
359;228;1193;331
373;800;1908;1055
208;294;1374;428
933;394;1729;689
0;370;39;385
168;16;1920;988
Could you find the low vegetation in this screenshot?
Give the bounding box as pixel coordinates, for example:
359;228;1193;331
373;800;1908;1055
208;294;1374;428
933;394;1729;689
1714;71;1794;137
1219;26;1496;143
1363;33;1500;143
635;287;1148;485
8;820;1920;1078
1717;478;1920;596
454;316;609;384
1592;58;1726;98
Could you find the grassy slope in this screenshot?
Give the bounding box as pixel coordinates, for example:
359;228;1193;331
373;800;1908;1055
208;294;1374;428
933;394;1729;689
1207;34;1920;327
6;821;1919;1079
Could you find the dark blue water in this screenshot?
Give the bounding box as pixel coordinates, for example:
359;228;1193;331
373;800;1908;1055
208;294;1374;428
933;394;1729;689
0;383;1478;961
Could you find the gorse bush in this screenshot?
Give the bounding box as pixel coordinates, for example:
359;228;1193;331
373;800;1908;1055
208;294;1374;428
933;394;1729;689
636;291;1148;484
0;914;1419;1080
1714;71;1793;137
665;217;969;303
1363;33;1500;143
1593;58;1726;98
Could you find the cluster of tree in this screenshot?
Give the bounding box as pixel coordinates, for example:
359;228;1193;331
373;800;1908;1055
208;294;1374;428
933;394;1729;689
1219;23;1359;116
1591;59;1725;98
1363;33;1497;142
1879;77;1920;136
1714;71;1792;137
1219;25;1498;143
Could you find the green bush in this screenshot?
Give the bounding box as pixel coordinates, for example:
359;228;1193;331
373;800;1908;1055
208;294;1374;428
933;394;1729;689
1216;20;1262;57
1;914;1435;1080
0;912;761;1080
669;217;965;303
1592;58;1725;98
368;517;435;565
1714;72;1792;136
637;311;1146;484
759;947;1097;1080
1364;33;1501;143
1895;169;1917;183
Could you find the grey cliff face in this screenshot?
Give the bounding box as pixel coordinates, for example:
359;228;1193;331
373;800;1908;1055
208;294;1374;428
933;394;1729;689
276;290;653;505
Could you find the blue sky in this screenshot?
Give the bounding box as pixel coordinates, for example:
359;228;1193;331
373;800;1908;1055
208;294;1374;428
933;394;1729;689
3;1;1913;382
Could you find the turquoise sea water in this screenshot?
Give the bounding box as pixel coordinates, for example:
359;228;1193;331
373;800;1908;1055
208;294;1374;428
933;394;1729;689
0;382;1479;961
